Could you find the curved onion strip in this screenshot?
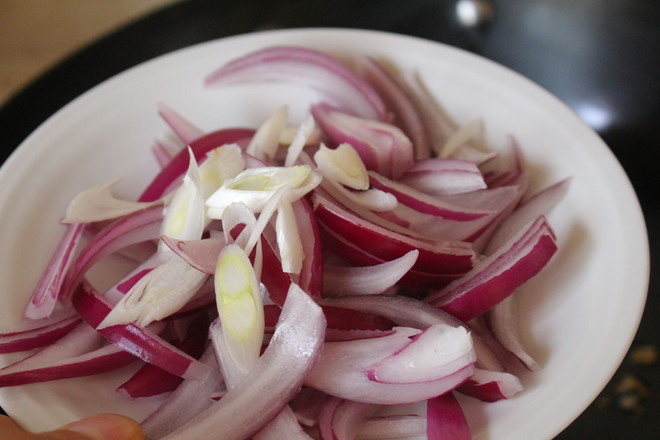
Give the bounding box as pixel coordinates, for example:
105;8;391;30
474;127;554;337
426;392;471;440
291;198;323;298
158;103;205;144
311;103;414;179
72;285;210;380
141;348;226;440
485;295;538;371
139;128;255;202
355;56;430;160
160;283;326;440
368;172;491;221
0;323;135;387
427;216;558;321
319;226;462;289
322;250;418;297
312;192;474;275
305;326;475;404
457;368;523;402
400;158;487;196
24;223;85;319
205;46;386;121
330;399;380;440
320;294;503;374
60;205;164;301
0;314;81;354
116;314;210;398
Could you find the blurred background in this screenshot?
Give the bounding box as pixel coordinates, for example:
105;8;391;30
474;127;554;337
0;0;658;438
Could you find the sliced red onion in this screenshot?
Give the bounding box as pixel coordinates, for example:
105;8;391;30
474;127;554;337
158;103;205;144
305;326;474;404
356;415;427;440
426;392;471;440
152;140;177;169
160;283;326;440
485;177;571;253
0;323;135;387
458;368;523;402
312;192;475;276
292;197;323;298
205;46;386;121
485;295;538;371
318;226;463;289
319;294;504;373
312;103;414;179
61;204;165;301
141;347;226;440
0;313;80;354
368;172;490;221
139;128;255;202
400;158;487;196
322;250;418;297
72;285;210;380
116;313;210;398
264;304;393;333
24;223;85;319
160;234;227;275
367;324;475;384
427;216;558;321
354;56;430;160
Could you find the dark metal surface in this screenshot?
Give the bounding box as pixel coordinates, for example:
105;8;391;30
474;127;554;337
1;0;658;437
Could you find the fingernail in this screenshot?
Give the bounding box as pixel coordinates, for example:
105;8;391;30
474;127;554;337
58;414;143;440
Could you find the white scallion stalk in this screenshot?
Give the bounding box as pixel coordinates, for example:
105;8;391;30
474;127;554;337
246;106;289;161
205;165;321;219
284;115;316;167
197;144;246;200
159;149;205;254
214;244;265;373
314;143;369;190
276;201;304;274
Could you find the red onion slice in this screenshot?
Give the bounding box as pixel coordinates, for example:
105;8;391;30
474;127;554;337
368;172;491;221
426;392;471;440
427;216;558;321
354;56;430;160
160;234;227;275
400;158;487;196
312;103;414;179
305;326;475;404
0;313;81;354
139;128;255;202
141;347;226;439
24;223;85;319
0;323;135;387
458;368;523;402
160;283;326;440
322;250;418;297
292;197;323;298
318;226;462;289
312;192;475;275
61;204;165;301
158;103;205;144
205;46;386;121
72;285;210;380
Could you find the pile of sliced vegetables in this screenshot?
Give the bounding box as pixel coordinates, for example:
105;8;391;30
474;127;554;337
0;46;571;439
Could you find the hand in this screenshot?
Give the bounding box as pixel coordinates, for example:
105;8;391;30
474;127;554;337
0;414;144;440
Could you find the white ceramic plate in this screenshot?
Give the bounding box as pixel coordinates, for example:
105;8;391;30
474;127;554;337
0;29;649;439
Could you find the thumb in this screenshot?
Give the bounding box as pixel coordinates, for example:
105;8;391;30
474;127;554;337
46;414;144;440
